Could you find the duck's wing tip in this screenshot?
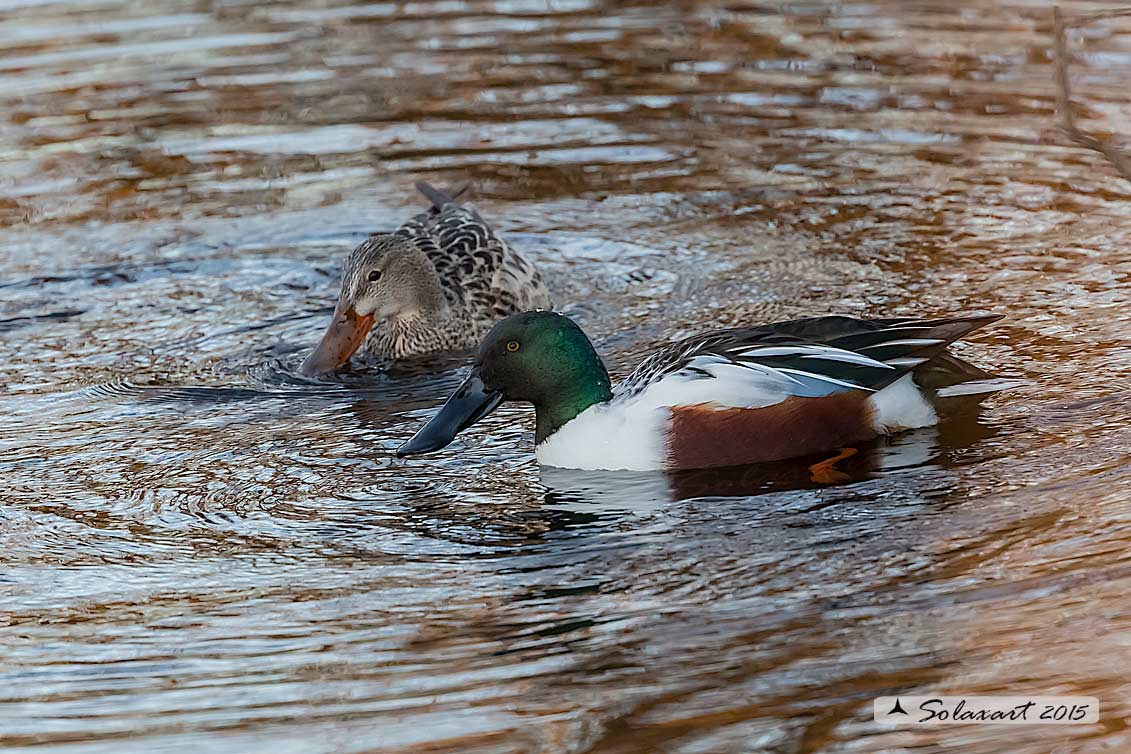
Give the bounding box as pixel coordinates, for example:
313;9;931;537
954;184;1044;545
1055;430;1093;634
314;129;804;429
957;311;1005;328
920;312;1005;343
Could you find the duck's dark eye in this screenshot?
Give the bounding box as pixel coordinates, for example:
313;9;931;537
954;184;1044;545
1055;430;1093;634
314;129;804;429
367;270;382;282
506;340;520;353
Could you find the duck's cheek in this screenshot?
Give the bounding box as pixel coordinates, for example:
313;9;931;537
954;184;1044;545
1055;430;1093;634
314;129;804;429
300;304;376;375
367;296;411;322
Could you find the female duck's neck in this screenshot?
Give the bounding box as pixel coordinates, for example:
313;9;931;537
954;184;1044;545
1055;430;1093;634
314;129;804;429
534;363;612;445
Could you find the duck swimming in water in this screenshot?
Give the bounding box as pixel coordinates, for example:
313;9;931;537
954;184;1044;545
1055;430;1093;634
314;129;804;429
301;183;551;374
397;310;1003;471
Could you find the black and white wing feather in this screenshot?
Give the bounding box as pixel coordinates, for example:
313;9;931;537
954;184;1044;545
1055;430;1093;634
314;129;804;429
614;314;1001;404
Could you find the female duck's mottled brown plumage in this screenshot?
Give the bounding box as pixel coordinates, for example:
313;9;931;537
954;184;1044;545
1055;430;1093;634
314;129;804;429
301;183;551;373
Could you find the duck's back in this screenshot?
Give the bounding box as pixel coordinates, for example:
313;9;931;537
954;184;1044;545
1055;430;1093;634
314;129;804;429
396;184;551;326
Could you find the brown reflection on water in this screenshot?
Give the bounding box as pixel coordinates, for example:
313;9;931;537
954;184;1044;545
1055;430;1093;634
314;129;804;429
4;1;1131;752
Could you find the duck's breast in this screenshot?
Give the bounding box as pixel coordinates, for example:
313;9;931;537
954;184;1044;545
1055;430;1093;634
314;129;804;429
535;401;669;471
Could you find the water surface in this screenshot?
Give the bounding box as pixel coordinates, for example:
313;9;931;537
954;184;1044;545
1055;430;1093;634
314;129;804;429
3;1;1131;752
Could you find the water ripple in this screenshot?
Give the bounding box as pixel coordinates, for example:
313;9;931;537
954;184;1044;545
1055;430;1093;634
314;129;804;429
3;1;1131;752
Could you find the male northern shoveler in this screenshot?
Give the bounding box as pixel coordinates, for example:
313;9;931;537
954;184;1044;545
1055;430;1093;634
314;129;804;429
300;182;550;374
396;310;1003;471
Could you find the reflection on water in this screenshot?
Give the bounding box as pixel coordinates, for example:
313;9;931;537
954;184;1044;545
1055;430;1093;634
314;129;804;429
3;1;1131;752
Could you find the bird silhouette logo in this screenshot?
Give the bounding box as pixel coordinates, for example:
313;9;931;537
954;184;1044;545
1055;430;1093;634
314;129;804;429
888;698;909;715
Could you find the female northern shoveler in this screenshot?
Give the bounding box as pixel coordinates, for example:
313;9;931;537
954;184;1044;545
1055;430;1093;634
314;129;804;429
396;310;1003;471
300;182;550;374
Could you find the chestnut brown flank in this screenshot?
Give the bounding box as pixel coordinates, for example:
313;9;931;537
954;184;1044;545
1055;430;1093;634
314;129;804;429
666;393;877;470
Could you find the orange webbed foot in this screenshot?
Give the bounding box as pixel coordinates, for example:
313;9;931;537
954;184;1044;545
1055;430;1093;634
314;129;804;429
808;446;859;484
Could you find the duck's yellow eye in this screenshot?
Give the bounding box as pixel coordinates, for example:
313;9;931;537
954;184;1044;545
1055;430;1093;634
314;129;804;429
506;340;520;352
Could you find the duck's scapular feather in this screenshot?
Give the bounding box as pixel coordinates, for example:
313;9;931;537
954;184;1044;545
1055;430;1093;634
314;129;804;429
400;182;549;319
614;315;1000;399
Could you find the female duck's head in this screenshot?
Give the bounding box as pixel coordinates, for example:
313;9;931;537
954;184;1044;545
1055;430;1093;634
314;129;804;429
397;311;612;456
301;234;448;375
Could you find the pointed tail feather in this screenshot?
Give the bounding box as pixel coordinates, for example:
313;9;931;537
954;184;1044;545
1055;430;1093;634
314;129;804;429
416;181;471;210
